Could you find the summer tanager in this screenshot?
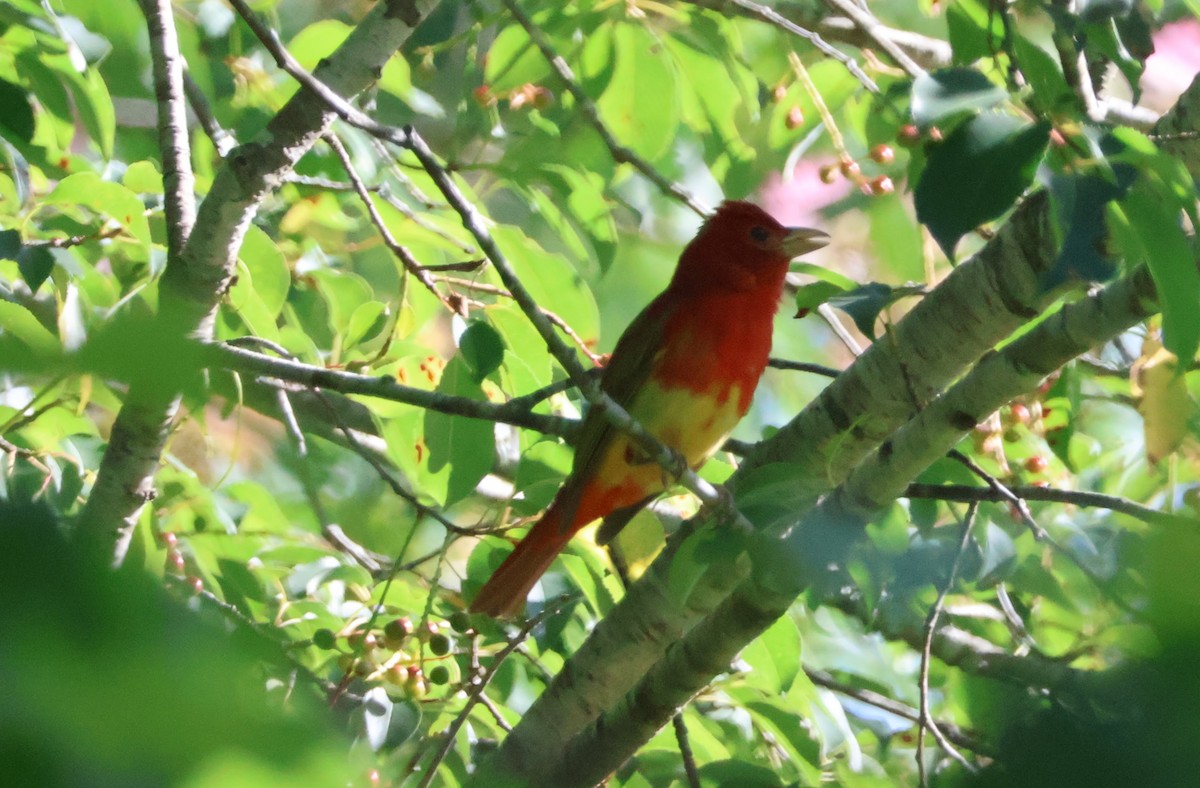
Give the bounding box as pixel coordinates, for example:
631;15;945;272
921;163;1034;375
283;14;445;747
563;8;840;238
470;201;829;617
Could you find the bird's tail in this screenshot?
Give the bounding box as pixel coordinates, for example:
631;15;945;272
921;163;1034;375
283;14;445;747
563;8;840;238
469;502;576;618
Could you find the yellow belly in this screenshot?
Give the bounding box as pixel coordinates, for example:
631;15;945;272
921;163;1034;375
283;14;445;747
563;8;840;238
587;380;744;510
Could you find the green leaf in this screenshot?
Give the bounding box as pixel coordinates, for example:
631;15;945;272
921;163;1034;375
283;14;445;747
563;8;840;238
1078;0;1135;23
540;165;618;273
62;64;115;159
910;67;1005;128
0;300;60;355
493;225;599;349
513;439;571;516
0;77;34;143
0;229;21;259
915;113;1050;258
288;20;351;71
17;245;54;292
1013;35;1074;115
792;281;847;319
827;282;926;339
1112;180;1200;365
238;225;291;317
740;615;802;695
946;0;1007;65
43;172;151;248
122;160;164;194
459;320;506;383
423;357;496;506
595;22;679;161
344;301;388;348
695;759;784;787
485;20;551;92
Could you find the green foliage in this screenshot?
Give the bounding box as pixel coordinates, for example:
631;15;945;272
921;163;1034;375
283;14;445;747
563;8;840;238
1;0;1198;786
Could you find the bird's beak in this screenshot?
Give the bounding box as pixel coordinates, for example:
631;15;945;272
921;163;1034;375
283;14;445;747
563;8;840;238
780;227;830;258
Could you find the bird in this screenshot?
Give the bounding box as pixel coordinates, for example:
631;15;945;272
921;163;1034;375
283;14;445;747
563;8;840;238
470;201;829;617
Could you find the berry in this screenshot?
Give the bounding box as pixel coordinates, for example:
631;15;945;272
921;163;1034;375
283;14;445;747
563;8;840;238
838;158;860;178
1009;403;1031;425
928;126;944;143
869;144;895;165
772;84;788;102
428;665;451;685
348;630;379;651
165;549;185;575
384;617;415;648
428;632;452;657
448;611;472;633
818;164;840;184
472;85;496;108
785;106;805;129
1024;455;1048;473
897;124;921;147
312;628;337;650
868;175;894;196
158;531;178;548
185;575;204;595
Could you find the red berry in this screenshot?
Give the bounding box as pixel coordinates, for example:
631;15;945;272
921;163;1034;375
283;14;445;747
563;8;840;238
1024;455;1049;473
897;124;921;147
785;106;805;129
158;531;178;548
384;617;415;648
472;85;495;108
186;575;204;595
772;84;788;102
839;158;860;178
869;144;895;165
1009;403;1031;425
868;175;894;195
928;126;944;143
165;549;185;574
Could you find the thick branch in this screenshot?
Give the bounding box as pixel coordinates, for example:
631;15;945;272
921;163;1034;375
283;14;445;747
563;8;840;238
550;267;1157;785
481;189;1063;781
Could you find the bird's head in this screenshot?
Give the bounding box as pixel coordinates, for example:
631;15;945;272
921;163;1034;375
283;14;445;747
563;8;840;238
672;201;829;293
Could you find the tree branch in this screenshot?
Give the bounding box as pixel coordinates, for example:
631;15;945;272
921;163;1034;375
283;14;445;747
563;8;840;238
77;0;437;561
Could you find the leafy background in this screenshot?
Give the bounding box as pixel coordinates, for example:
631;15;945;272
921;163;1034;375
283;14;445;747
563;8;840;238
2;0;1200;785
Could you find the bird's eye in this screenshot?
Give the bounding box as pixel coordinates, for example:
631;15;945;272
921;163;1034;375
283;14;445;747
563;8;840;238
749;225;770;243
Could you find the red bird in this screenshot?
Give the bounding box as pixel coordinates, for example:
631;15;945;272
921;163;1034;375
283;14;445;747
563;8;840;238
470;201;829;617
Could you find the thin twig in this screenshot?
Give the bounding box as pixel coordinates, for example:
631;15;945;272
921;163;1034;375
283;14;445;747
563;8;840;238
672;714;702;788
437;275;604;364
818;303;864;355
499;0;708;217
918;503;980;785
686;0;878;93
904;481;1171;527
323;131;465;314
822;0;925;78
210;341;574;438
416;597;572;788
804;667;989;755
182;69;236;155
767;358;842;378
946;450;1140;617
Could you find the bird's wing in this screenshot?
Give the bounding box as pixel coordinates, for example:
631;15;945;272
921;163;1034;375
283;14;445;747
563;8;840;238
552;295;676;526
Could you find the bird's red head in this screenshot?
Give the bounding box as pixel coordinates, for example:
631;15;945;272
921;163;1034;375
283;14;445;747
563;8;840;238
670;201;829;294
